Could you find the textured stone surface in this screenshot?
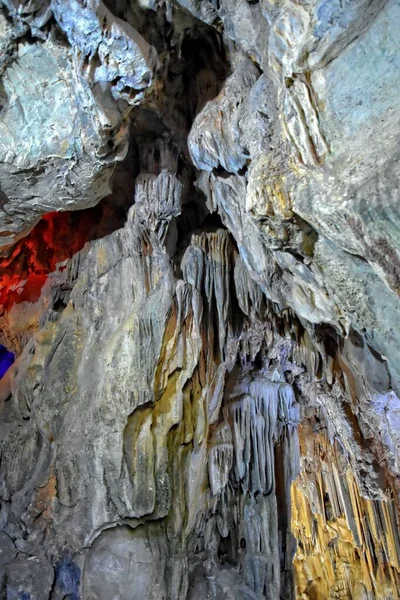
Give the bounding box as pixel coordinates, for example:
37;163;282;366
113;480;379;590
0;0;156;248
0;168;301;597
0;0;400;598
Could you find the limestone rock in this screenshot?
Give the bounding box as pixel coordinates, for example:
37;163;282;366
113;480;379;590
0;0;400;598
0;0;156;248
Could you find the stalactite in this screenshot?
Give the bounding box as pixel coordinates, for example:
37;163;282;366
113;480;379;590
292;423;400;599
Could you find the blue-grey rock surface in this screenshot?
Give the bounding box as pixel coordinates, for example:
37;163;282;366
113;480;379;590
0;0;399;598
0;0;156;248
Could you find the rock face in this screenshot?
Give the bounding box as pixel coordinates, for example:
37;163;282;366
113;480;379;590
0;0;156;248
0;1;400;599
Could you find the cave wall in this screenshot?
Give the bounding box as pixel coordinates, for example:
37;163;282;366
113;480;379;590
0;0;400;599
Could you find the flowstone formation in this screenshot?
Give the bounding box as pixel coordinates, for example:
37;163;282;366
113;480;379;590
0;1;399;599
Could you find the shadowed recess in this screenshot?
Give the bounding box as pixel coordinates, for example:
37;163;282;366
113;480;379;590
0;201;125;314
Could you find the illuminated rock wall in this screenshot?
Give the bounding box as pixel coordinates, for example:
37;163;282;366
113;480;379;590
0;1;399;599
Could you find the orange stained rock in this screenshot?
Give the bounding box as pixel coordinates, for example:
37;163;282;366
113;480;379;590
33;472;57;525
292;425;400;599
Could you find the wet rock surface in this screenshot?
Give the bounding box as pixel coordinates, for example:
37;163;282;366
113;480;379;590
0;0;400;598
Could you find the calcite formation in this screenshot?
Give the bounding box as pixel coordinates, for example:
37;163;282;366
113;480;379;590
0;0;399;599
